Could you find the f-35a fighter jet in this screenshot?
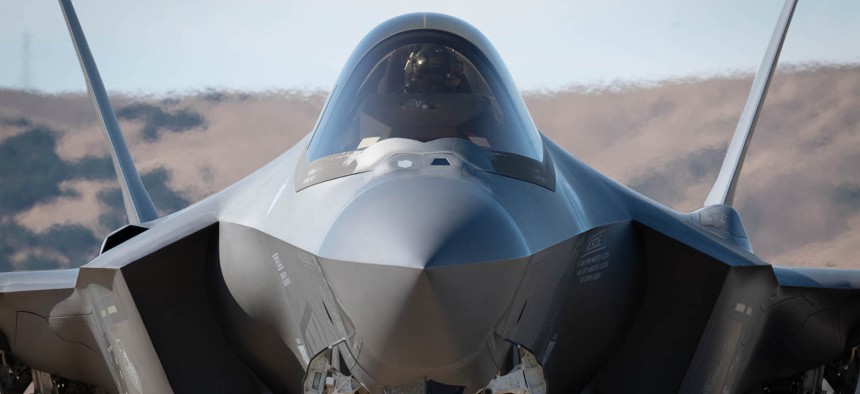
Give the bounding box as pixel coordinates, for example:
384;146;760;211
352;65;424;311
2;0;859;393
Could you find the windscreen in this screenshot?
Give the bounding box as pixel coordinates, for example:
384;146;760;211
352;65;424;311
306;32;543;162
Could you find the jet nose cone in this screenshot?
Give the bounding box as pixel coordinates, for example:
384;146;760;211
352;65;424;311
317;175;531;387
319;175;529;268
321;258;527;386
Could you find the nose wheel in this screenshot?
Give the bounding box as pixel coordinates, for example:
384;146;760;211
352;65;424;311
479;344;547;394
303;340;368;394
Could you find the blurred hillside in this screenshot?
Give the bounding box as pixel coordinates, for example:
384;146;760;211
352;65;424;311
1;65;858;271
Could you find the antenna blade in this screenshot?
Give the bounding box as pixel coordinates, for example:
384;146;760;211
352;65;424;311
59;0;158;224
704;0;798;207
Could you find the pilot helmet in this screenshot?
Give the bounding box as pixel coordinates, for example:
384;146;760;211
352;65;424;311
403;44;466;93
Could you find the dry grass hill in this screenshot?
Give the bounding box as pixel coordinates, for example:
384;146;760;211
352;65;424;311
1;65;858;271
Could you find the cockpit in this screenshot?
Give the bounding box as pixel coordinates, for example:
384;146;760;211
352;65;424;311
299;14;553;190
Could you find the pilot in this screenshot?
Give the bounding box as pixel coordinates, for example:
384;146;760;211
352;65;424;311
403;44;469;94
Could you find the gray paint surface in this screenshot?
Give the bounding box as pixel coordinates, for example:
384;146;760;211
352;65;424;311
705;0;798;207
1;7;859;394
59;0;158;224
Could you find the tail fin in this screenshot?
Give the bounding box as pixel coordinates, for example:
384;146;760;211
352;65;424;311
704;0;798;207
59;0;158;224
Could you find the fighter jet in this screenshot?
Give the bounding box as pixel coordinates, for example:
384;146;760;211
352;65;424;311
2;0;858;393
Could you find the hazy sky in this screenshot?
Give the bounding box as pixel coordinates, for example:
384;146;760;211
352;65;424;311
1;0;859;93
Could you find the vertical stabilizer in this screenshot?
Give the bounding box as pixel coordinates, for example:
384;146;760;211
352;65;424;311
704;0;798;207
59;0;158;224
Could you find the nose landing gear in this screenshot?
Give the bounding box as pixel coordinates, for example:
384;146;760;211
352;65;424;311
303;341;368;394
479;344;547;394
302;341;548;394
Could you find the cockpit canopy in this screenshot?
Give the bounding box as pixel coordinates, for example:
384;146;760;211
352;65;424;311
306;28;543;163
298;14;552;191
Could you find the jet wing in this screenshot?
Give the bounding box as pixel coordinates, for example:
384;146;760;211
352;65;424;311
0;268;80;370
636;212;860;393
0;203;271;393
0;269;78;294
545;194;860;393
